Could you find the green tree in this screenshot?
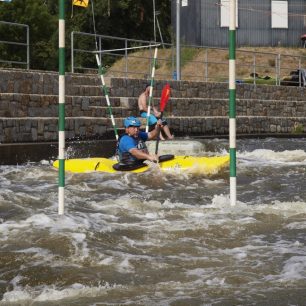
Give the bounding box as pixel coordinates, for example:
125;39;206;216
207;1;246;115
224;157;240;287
0;0;57;70
69;0;171;71
0;0;171;71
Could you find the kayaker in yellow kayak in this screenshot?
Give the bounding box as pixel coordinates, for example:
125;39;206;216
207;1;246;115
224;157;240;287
116;116;163;167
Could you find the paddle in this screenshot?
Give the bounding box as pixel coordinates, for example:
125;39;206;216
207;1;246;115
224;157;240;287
155;83;171;155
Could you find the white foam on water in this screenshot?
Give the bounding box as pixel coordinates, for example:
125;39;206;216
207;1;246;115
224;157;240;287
222;246;250;260
254;200;306;218
161;199;189;209
39;159;51;165
280;256;306;280
201;178;226;185
145;212;160;220
1;290;32;303
206;277;226;286
185;267;228;290
19;166;55;180
68;181;96;192
1;144;306;305
0;212;93;263
239;149;306;165
15;247;50;255
69;179;127;192
13;247;59;268
121;235;156;248
1;282;122;304
0;220;29;241
0;176;12;187
286;221;306;230
0;275;32;303
188;211;206;218
25;213;54;227
207;194;306;219
264;256;306;283
211;193;230;206
70;232;89;259
293;240;303;247
4;191;304;248
98;256;114;265
117;257;134;273
186;268;208;277
103;196;169;221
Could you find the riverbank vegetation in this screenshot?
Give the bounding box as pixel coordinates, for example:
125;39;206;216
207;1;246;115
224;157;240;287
106;46;306;83
0;0;170;70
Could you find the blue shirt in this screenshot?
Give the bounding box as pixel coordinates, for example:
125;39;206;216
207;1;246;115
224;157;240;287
118;132;149;164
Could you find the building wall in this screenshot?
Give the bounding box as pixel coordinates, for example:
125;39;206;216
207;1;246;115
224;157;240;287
172;0;306;47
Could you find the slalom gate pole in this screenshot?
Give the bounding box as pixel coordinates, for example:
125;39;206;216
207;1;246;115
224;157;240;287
146;47;158;133
95;54;119;141
58;0;65;215
229;0;237;206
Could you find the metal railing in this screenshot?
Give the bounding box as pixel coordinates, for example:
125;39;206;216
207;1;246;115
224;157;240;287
0;21;30;69
71;32;306;86
71;31;174;78
0;26;304;87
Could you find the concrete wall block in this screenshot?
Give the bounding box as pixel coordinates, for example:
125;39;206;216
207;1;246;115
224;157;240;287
24;120;32;132
48;105;57;117
5;119;13;128
72;96;80;107
66;119;74;130
66;131;75;139
71;104;81;116
4;127;12;141
93;125;106;135
48;124;57;132
28;108;38;117
37;120;45;134
79;126;86;136
43;131;53;141
81;98;90;110
31;128;38;141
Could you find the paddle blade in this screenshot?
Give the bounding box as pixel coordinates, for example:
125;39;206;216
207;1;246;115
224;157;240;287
160;83;171;112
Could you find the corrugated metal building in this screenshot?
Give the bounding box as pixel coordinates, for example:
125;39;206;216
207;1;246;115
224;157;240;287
171;0;306;47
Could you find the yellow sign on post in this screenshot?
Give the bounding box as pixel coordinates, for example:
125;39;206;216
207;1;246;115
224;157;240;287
72;0;89;8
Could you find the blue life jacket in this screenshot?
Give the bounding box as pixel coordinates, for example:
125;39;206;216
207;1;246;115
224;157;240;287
116;132;149;165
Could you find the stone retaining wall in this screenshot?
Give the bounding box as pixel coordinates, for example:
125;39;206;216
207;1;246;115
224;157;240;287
0;69;306;143
110;78;306;100
0;94;126;117
0;118;112;142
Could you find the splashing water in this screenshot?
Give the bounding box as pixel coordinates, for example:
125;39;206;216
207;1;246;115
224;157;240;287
1;138;306;305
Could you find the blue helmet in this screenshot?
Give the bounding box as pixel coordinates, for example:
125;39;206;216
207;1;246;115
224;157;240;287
124;116;141;128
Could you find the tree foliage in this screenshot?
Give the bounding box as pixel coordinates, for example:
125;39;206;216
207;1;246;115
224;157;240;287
0;0;171;71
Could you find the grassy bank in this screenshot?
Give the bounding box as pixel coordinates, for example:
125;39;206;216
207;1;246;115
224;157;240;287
105;46;306;83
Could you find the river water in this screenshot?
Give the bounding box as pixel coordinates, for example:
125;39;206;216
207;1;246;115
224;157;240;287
1;137;306;305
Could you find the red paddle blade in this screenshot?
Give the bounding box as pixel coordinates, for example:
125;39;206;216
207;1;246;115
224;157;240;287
160;83;171;112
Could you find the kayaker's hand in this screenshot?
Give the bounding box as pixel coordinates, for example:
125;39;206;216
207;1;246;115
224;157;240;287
156;119;163;128
149;154;159;163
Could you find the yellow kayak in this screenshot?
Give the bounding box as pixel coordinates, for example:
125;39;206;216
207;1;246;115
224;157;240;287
53;155;229;175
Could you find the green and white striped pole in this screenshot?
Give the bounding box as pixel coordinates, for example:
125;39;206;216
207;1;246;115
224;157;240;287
146;47;158;133
95;54;119;141
58;0;65;215
229;0;236;206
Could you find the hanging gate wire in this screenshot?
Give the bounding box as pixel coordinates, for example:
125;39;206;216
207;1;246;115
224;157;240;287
89;1;161;140
90;0;119;141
